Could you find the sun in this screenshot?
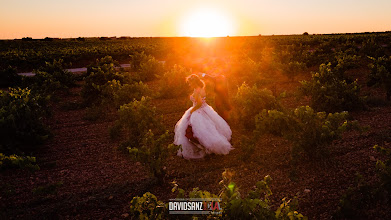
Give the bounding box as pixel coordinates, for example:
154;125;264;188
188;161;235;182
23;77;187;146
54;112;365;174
180;8;235;37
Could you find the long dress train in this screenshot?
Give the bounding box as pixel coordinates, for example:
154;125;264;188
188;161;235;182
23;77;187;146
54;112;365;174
174;95;233;159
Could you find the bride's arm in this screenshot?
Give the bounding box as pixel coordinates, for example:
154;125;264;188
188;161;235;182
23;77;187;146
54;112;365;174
190;90;202;114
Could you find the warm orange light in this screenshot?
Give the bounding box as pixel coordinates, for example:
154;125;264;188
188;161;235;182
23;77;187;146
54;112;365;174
179;8;235;37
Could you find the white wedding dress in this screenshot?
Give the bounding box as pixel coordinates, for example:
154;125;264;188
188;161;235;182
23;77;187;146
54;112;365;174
174;93;233;159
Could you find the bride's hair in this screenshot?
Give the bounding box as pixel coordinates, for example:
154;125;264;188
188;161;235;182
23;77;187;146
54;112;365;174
186;74;205;88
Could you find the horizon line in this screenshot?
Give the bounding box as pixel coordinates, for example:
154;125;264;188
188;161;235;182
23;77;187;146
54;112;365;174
1;30;391;40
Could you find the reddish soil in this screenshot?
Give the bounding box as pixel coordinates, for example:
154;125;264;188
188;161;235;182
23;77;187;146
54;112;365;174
1;75;391;219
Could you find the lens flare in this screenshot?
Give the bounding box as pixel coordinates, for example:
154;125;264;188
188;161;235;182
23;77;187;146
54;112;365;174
180;8;235;37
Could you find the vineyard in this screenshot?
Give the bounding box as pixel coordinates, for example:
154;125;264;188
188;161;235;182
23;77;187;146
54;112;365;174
1;32;391;219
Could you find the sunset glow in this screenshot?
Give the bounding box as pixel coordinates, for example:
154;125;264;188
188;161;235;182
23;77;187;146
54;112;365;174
179;8;236;37
1;0;391;39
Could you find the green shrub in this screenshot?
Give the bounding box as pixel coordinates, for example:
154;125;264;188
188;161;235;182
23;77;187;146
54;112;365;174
158;64;191;98
82;57;124;106
23;59;76;97
334;173;377;219
229;56;262;85
129;170;306;220
300;63;365;112
0;87;49;154
360;37;386;58
82;56;149;110
36;59;75;88
275;198;305;220
302;44;335;67
234;82;282;129
238;58;261;84
219;173;276;219
128;130;179;182
255;106;357;159
334;51;360;73
254;109;292;137
334;145;391;218
138;56;165;81
102;79;150;108
374;145;391;196
110;97;165;148
111;97;173;182
367;56;391;100
25;70;63;98
86;56;120;76
130;192;168;220
0;66;21;87
0;153;39;171
129;51;152;71
281;61;307;81
219;171;305;219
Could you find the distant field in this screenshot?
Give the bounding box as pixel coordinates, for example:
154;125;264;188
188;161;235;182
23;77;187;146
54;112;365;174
1;32;391;219
1;32;390;72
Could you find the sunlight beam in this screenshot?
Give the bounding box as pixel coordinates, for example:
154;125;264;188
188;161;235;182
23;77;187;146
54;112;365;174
180;8;235;37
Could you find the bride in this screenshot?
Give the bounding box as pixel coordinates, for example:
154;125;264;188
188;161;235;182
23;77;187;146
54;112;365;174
174;74;233;159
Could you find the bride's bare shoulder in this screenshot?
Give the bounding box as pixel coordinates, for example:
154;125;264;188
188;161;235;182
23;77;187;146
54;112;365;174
196;87;206;97
201;88;206;97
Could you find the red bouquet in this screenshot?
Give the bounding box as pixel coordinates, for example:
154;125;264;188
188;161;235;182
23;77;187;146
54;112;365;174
185;125;200;144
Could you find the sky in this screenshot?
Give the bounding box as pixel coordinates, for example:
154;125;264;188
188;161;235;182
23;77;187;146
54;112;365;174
0;0;390;39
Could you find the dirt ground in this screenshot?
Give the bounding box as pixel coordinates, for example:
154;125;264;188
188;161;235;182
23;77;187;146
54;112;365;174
1;72;391;219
